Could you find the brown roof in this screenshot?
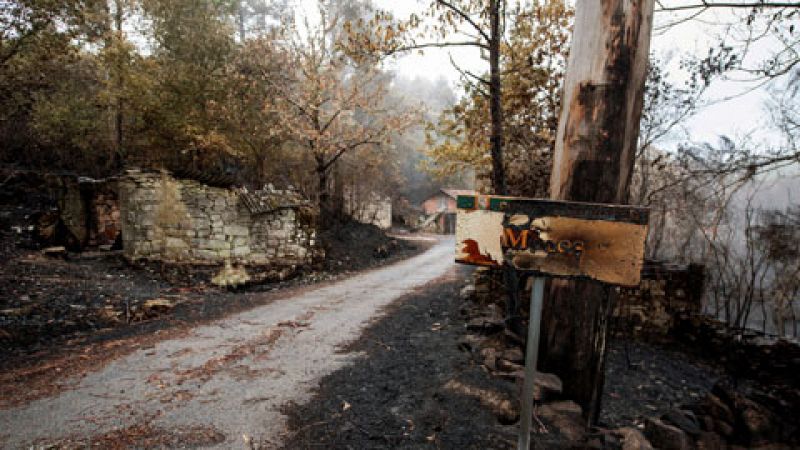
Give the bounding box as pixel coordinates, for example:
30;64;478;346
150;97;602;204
441;189;476;199
239;186;311;215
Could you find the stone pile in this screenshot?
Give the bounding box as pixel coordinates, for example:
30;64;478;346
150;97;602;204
641;381;798;449
458;281;589;444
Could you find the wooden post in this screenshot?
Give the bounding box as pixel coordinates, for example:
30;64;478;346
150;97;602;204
540;0;654;424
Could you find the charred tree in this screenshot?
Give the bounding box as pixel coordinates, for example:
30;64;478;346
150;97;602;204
488;0;507;195
539;0;654;425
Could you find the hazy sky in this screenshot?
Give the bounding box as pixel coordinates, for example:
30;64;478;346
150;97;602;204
383;1;786;148
295;0;788;150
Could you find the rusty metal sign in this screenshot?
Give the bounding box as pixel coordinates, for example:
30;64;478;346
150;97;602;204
455;195;649;287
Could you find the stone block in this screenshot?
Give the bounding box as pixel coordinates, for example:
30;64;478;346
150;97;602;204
165;237;189;250
537;401;585;442
645;418;692;450
208;240;230;251
233;246;251;257
617;427;654;450
196;250;217;260
224;225;249;237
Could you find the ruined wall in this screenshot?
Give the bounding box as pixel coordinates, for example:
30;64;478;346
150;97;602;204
119;170;316;266
421;193;454;215
613;261;705;335
90;187;121;247
343;189;392;230
469;260;705;337
46;174;121;248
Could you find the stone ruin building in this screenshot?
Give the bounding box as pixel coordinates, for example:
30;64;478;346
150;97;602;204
20;168;320;274
118;169;318;267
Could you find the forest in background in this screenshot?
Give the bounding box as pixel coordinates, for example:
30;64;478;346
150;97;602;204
2;0;800;336
0;0;461;217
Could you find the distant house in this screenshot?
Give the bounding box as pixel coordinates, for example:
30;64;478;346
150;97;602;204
420;189;475;234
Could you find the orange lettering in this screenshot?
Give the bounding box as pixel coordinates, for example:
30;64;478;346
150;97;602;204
503;228;529;249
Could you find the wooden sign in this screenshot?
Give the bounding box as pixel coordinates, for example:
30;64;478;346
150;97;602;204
455;195;649;287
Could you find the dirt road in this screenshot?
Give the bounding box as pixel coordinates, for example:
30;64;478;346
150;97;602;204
0;237;455;449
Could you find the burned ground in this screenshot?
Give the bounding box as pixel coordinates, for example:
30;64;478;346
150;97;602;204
279;266;522;450
278;265;796;449
601;337;723;428
320;218;414;272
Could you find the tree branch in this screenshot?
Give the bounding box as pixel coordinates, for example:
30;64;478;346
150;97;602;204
449;53;490;87
390;40;489;54
656;1;800;12
435;0;491;43
321;138;382;173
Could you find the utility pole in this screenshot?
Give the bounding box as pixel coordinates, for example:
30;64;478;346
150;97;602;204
540;0;654;425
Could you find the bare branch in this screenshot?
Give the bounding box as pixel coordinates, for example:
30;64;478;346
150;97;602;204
656;1;800;12
448;53;490;89
390;40;489;54
435;0;491;43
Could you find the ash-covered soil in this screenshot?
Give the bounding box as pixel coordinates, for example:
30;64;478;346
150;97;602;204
280;270;741;450
279;266;521;450
320;218;416;272
601;337;724;429
0;237;423;355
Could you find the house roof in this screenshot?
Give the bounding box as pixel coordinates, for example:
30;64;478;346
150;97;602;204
239;186;311;215
440;189;476;199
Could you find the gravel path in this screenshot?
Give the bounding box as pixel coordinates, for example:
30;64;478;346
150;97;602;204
0;238;455;449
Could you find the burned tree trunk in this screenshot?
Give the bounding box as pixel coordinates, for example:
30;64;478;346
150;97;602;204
488;0;507;196
539;0;654;425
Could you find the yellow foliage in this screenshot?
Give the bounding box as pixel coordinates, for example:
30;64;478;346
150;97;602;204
424;1;573;197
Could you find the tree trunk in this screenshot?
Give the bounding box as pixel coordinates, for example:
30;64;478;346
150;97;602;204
488;0;506;196
539;0;654;425
112;0;125;170
317;166;330;211
317;163;330;228
238;0;247;42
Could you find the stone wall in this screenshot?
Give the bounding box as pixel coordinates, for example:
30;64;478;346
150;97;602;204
119;170;317;266
672;314;800;390
467;260;706;338
614;261;706;335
